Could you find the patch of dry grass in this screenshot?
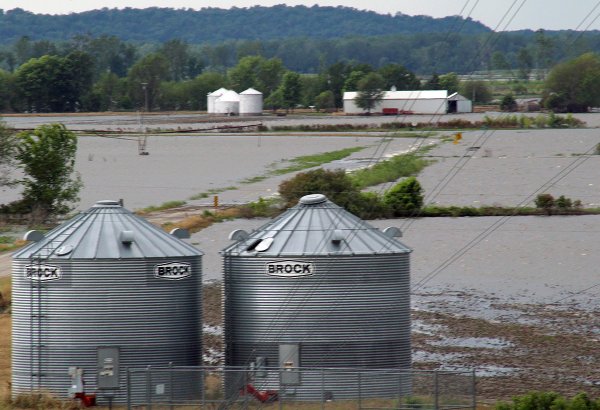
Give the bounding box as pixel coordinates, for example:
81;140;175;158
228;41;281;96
0;314;9;402
164;208;242;233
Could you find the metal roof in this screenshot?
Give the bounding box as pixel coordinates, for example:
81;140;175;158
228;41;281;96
240;88;263;95
343;90;448;100
222;194;411;257
208;87;229;96
14;200;202;260
216;90;240;102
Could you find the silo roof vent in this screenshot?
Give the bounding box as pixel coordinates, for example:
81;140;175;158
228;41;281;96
299;193;327;205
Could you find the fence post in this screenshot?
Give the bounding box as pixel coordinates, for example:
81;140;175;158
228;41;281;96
169;362;174;410
358;371;362;410
321;368;325;410
278;368;283;410
471;369;477;410
434;371;439;410
146;365;152;410
126;368;131;410
201;367;205;406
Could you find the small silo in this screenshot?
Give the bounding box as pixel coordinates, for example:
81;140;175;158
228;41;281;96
239;88;263;116
222;194;411;401
214;90;240;116
207;87;228;114
12;200;203;405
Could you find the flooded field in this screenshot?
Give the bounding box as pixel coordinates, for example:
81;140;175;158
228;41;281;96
1;113;599;398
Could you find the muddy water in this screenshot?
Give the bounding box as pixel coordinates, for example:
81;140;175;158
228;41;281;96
192;215;599;312
1;134;417;210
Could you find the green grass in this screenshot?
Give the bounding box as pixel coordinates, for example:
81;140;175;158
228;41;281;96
239;146;366;184
270;146;365;176
350;150;434;189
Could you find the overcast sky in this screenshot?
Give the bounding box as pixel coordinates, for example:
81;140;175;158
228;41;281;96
2;0;599;31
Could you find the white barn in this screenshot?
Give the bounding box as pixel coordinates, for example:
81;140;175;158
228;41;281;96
343;90;472;115
448;92;473;113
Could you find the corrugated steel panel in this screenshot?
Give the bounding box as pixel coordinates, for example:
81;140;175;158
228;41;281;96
12;201;203;404
223;195;411;400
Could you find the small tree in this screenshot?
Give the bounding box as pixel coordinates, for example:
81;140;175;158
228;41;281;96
14;123;82;220
556;195;573;210
500;94;518;112
314;90;335;112
534;193;554;215
354;72;385;114
383;177;424;216
280;71;302;112
460;81;492;104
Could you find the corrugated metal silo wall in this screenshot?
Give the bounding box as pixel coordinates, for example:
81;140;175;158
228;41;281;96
12;257;202;405
224;254;410;400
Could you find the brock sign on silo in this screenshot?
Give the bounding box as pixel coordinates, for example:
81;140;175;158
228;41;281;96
154;262;192;280
24;264;62;281
265;260;315;277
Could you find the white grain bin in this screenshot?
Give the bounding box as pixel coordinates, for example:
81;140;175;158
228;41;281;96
214;90;240;116
239;88;263;116
222;194;412;401
207;87;228;114
12;200;203;405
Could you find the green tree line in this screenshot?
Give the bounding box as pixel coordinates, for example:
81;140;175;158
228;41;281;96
0;6;490;44
1;33;599;113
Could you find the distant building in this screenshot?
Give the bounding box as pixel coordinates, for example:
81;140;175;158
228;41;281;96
448;92;473;113
239;88;263;116
343;89;472;115
207;88;229;114
213;90;240;116
207;88;264;116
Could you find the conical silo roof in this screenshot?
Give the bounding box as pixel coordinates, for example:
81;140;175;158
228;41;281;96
209;87;229;96
240;88;263;95
14;200;202;260
222;194;411;257
216;90;239;102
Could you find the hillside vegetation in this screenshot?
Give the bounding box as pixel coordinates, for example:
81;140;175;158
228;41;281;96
0;5;490;44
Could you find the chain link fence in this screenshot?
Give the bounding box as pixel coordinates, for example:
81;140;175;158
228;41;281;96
125;366;475;410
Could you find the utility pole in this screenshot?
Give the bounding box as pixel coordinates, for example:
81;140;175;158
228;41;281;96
139;82;149;155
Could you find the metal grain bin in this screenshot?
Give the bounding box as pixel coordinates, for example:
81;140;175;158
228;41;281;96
239;88;263;116
12;200;202;405
222;194;411;401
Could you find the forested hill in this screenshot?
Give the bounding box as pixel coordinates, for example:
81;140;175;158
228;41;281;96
0;5;491;44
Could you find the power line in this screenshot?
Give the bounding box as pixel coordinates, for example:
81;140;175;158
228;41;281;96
411;142;598;292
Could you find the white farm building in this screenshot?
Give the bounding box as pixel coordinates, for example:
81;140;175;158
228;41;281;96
343;90;472;115
207;88;263;115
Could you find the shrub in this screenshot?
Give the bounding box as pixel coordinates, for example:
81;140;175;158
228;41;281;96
556;195;572;210
500;94;517;112
534;193;555;214
278;168;389;219
383;177;424;216
495;392;600;410
278;168;359;209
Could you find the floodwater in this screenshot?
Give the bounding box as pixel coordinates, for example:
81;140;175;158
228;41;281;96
2;113;599;313
0;133;416;210
192;215;600;312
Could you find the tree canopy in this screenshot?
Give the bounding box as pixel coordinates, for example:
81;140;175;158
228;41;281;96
544;52;600;112
14;124;82;219
354;72;386;114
